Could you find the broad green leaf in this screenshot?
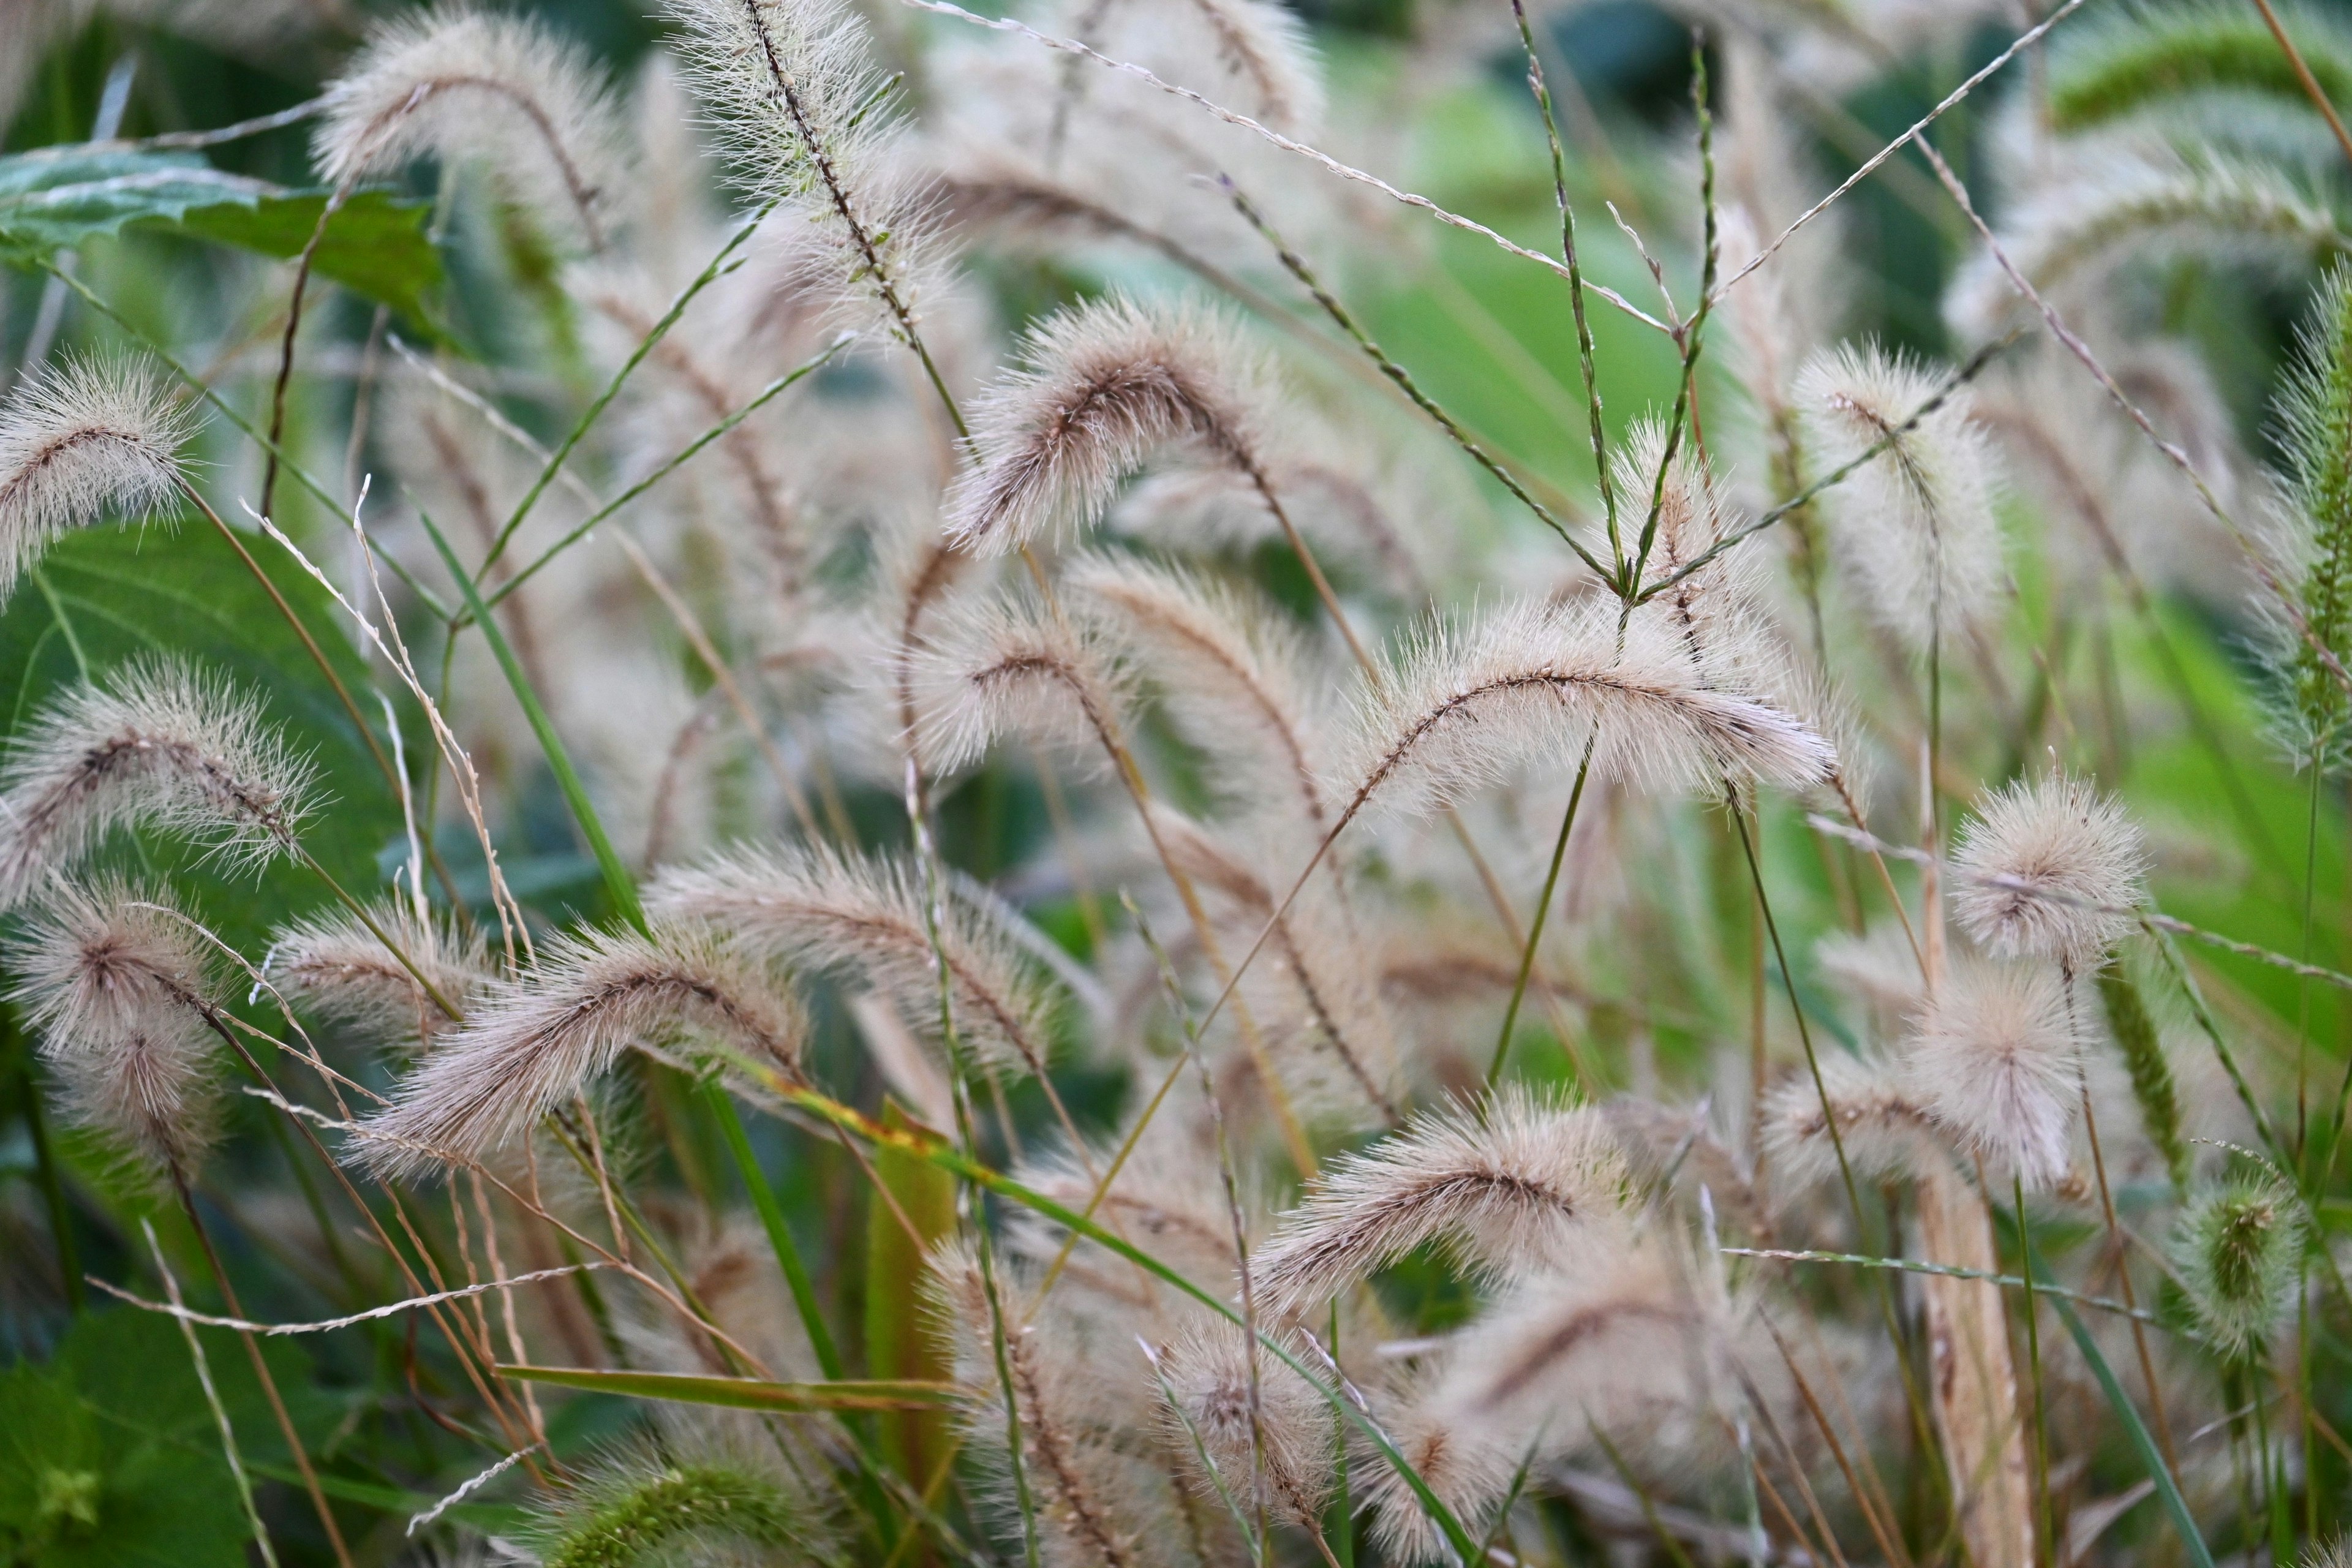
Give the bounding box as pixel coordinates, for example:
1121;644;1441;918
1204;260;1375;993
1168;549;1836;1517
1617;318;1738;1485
178;190;441;326
0;1307;342;1568
497;1365;969;1412
864;1098;957;1491
0;148;441;322
0;520;400;956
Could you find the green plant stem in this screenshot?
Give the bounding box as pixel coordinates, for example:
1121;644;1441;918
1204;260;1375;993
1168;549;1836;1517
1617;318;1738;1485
413;505;644;933
1487;736;1594;1086
478;337;851;613
2027;1235;2215;1568
480;200;779;573
1506;0;1619;567
745;1067;1487;1565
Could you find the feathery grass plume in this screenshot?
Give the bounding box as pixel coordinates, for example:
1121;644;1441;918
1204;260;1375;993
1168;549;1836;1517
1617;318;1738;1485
1945;150;2345;337
1250;1088;1627;1314
648;843;1058;1079
1137;0;1323;134
929;1240;1167;1568
945;296;1272;554
2095;955;2191;1191
10;880;223;1177
903;589;1136;777
1909;960;2082;1191
1795;342;2004;650
2303;1538;2352;1568
2172;1172;2305;1358
1760;1052;1942;1186
270;902;491;1044
663;0;929;330
359;925;807;1181
1330;597;1834;826
0;355;191;600
2264;263;2352;767
1157;1323;1334;1525
314;5;621;247
535;1452;809;1567
2045;1;2352;135
1391;1231;1728;1549
1951;772;2148;968
1607;419;1764;649
1065;551;1333;830
0;657;316;907
1359;1393;1517;1567
1153;808;1398;1124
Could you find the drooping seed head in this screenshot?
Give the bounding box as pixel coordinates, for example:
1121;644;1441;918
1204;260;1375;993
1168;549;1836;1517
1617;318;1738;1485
10;879;224;1177
315;4;622;247
902;590;1136;778
647;843;1058;1080
945;296;1269;555
358;924;807;1182
1953;771;2147;967
1251;1088;1629;1315
1156;1324;1333;1525
0;657;317;907
1331;597;1835;825
0;355;190;600
270;900;492;1046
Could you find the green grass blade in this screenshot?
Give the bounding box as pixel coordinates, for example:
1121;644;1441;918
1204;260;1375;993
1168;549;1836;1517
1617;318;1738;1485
497;1365;967;1412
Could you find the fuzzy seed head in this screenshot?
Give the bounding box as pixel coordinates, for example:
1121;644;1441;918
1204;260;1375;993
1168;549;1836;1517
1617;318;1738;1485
1332;597;1834;824
1251;1088;1627;1315
360;925;807;1181
315;5;622;247
2173;1174;2305;1359
1065;551;1332;830
647;843;1058;1079
0;657;316;907
1796;342;2003;650
946;297;1268;554
0;355;189;598
1953;772;2147;966
10;880;222;1176
538;1455;807;1568
271;900;491;1045
1156;1325;1333;1525
903;591;1135;778
1910;961;2083;1191
1760;1052;1941;1188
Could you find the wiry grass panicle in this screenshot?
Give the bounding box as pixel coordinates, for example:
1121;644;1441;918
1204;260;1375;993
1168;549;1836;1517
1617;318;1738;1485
2173;1172;2306;1359
0;657;316;907
10;880;222;1177
647;843;1058;1079
1333;597;1833;824
1251;1088;1627;1314
538;1457;807;1568
360;925;806;1180
2271;262;2352;767
1952;771;2148;967
946;297;1268;554
315;4;622;246
0;355;189;599
1796;342;2003;650
1910;962;2082;1191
